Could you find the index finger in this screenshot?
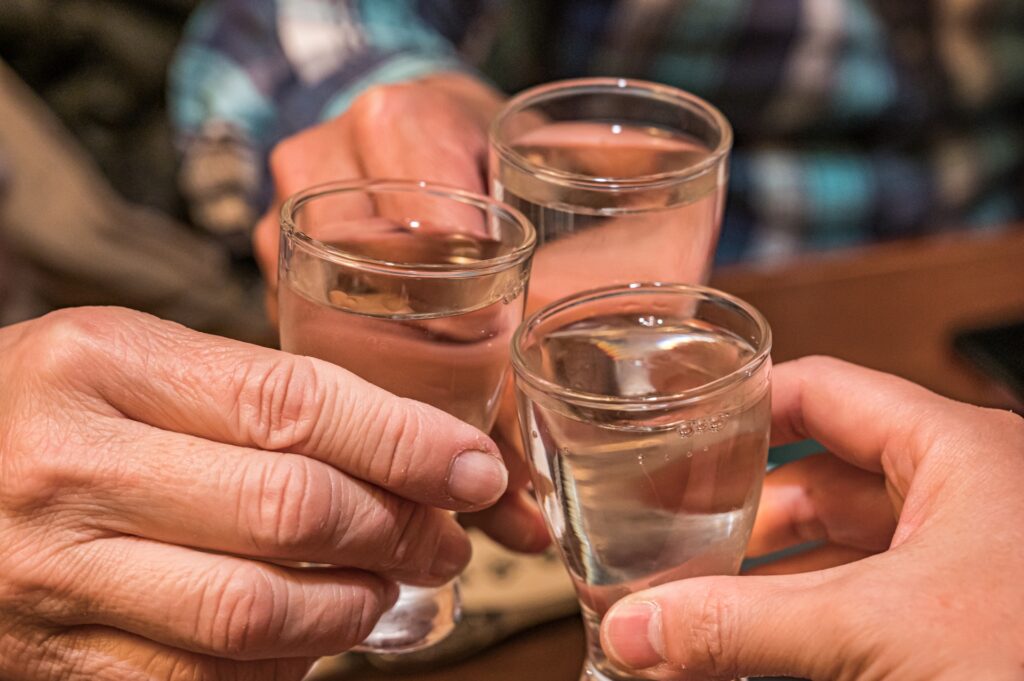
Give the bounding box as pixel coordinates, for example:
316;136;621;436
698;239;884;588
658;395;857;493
48;307;508;511
770;356;961;473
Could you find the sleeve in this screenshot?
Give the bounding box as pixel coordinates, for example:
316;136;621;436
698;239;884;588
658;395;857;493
168;0;487;249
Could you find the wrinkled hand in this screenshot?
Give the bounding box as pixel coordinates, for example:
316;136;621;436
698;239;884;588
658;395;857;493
602;357;1024;680
256;74;548;553
0;307;510;681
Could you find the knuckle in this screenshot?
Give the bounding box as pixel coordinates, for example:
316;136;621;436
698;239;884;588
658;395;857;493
0;412;111;516
25;308;162;395
350;82;414;120
2;311;160;515
246;457;336;554
684;584;741;678
204;566;284;658
269;116;350;184
235;356;322;451
0;538;54;609
268;136;302;179
28;308;115;377
2;401;131;516
0;459;65;514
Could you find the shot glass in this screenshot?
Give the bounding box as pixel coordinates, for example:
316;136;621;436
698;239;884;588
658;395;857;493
278;180;536;653
490;78;732;306
512;283;771;681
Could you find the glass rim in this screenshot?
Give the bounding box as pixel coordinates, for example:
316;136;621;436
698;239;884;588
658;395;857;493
511;282;772;409
489;77;734;191
280;179;537;278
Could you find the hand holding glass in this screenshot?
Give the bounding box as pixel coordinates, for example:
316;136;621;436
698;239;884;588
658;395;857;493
278;180;535;653
512;284;772;681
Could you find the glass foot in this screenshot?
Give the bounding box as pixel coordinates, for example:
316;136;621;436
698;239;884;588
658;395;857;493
352;582;460;654
578;661;625;681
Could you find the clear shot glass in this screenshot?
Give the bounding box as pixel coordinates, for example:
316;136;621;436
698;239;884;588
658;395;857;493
491;78;732;307
512;283;771;681
279;180;536;653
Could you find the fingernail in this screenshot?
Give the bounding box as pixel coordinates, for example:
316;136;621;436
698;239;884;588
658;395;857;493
603;600;666;670
429;530;471;579
447;450;508;505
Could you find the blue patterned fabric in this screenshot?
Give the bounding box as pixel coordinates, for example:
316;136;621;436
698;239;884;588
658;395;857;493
170;0;1024;263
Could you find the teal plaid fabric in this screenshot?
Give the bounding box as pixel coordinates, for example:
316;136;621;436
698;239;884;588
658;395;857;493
170;0;1024;263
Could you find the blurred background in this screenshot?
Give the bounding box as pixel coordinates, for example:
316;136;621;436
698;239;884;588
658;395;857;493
2;0;1021;409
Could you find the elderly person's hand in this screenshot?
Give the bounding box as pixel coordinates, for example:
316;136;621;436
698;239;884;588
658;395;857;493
0;307;509;681
602;357;1024;681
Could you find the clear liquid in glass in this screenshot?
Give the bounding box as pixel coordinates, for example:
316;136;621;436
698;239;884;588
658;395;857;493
518;314;769;680
493;121;725;305
279;229;530;652
280;230;528;432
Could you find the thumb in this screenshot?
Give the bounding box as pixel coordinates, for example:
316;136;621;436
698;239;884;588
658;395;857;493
601;573;846;680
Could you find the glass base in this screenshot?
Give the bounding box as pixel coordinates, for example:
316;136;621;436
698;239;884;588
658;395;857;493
578;660;629;681
352;582;460;654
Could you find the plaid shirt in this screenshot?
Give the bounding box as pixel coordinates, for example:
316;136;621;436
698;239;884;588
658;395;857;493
170;0;1024;263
